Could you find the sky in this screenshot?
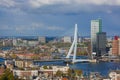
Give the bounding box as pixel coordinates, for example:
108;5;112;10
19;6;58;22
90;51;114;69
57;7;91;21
0;0;120;36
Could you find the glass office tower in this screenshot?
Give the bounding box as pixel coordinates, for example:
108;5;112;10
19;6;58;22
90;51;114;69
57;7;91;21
91;19;102;53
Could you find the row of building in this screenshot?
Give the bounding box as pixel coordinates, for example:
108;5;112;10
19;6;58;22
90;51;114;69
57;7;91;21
3;59;120;80
4;59;69;80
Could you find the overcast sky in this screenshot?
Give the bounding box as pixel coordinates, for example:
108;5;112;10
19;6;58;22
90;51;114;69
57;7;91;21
0;0;120;36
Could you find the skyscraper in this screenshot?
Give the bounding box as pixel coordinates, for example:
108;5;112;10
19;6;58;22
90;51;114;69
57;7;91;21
96;32;106;56
91;19;102;53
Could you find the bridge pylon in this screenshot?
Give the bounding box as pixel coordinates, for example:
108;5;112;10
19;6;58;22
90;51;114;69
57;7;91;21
66;24;78;63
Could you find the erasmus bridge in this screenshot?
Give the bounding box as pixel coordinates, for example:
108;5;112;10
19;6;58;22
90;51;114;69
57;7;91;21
33;24;96;64
65;24;96;63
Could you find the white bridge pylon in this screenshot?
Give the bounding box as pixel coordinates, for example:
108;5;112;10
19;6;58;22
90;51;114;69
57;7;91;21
66;24;78;63
66;24;95;63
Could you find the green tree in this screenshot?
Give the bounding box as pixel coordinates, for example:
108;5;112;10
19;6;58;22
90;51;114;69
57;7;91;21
43;66;48;69
67;69;76;80
55;70;63;77
75;70;83;78
11;54;17;59
0;69;14;80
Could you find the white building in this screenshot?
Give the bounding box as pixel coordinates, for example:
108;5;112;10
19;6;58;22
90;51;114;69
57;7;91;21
40;66;69;74
13;39;17;46
91;19;102;52
108;48;113;56
38;36;46;43
63;36;72;43
28;41;38;46
13;69;38;80
109;70;120;80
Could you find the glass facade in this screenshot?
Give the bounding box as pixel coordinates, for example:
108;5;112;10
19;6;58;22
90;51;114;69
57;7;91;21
91;19;102;53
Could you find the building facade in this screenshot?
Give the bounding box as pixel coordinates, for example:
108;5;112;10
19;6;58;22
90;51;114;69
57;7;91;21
112;36;119;56
40;66;69;75
96;32;106;56
119;38;120;55
63;36;72;43
15;60;33;68
109;70;120;80
13;70;38;80
38;36;46;43
91;19;102;53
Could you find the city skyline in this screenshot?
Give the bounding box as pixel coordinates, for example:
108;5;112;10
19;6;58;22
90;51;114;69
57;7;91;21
0;0;120;36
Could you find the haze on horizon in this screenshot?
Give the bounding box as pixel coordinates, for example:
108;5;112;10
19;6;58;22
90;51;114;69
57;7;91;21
0;0;120;36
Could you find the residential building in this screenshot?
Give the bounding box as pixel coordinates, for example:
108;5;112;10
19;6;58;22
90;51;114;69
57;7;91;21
16;53;38;59
4;60;14;70
38;36;46;43
89;72;103;80
91;19;102;53
40;66;69;75
109;70;120;80
13;39;17;46
119;38;120;55
112;36;119;56
96;32;106;57
63;36;72;43
28;40;38;46
13;69;38;80
15;60;33;68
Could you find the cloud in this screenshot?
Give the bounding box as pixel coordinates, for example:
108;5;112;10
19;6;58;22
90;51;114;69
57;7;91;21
0;0;16;8
0;23;64;32
28;0;120;8
47;26;64;31
28;0;70;8
0;0;120;15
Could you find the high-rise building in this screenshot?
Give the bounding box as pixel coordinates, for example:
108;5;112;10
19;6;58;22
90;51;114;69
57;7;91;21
96;32;106;56
112;36;119;56
38;36;46;43
63;36;72;43
119;38;120;55
91;19;102;53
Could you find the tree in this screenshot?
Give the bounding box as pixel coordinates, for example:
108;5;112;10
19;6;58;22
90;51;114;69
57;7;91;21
56;70;63;77
67;69;72;77
11;54;17;59
43;65;48;69
0;69;14;80
75;70;83;78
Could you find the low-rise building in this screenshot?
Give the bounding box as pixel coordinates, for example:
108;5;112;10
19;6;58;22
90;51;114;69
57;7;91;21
38;36;46;43
63;36;72;43
15;60;33;68
16;53;37;59
0;51;6;57
28;41;38;46
13;69;38;80
109;70;120;80
89;72;103;80
4;60;14;70
40;66;69;75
